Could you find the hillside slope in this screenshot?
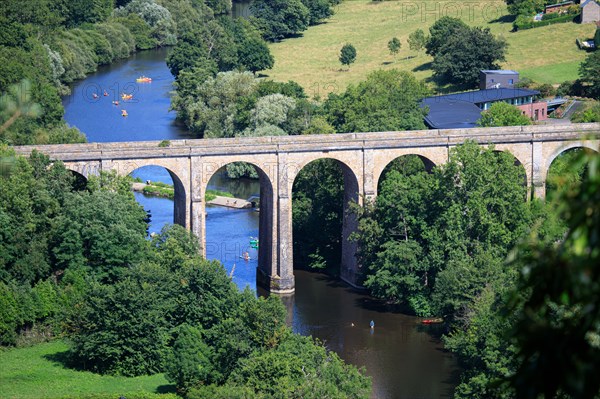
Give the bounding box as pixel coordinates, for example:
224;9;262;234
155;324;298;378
266;0;596;94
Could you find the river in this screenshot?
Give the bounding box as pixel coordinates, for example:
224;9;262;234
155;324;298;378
62;48;459;399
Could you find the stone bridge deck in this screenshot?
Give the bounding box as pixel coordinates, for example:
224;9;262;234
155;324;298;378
13;123;600;293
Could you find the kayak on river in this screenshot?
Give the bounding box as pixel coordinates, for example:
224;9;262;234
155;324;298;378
421;318;443;324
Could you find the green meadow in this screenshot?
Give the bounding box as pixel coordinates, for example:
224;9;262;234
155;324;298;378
266;0;597;93
0;341;174;399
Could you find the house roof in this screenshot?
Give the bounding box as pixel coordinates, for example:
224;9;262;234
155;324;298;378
424;88;540;105
480;70;519;75
581;0;600;7
545;1;573;8
420;87;540;129
421;99;483;129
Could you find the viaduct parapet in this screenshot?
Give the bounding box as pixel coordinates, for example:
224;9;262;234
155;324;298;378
14;123;600;293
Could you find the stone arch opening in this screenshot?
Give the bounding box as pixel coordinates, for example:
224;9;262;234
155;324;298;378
545;146;598;202
291;158;360;285
202;162;274;290
128;165;187;235
377;154;436;193
68;170;88;191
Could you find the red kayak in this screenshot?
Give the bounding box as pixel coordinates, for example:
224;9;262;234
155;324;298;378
422;318;443;324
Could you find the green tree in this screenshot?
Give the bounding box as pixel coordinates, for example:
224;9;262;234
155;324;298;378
594;26;600;50
301;0;335;25
174;71;257;138
65;0;113;27
408;29;426;54
477;102;532;127
166;324;215;394
432;26;507;87
228;334;371;398
425;16;469;57
238;36;274;73
571;102;600;123
250;0;310;41
68;263;174;376
52;174;149;281
387;37;401;60
353;142;533;319
0;149;75;284
505;0;545;15
324;69;430;132
339;43;357;70
507;149;600;399
579;50;600;100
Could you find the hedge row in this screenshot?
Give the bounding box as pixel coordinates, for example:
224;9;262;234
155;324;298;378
513;13;579;30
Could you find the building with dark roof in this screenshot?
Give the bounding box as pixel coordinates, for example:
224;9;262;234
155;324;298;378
422;87;546;129
479;70;519;89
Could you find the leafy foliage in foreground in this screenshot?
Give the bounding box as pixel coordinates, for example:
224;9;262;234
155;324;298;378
0;148;371;398
507;149;600;399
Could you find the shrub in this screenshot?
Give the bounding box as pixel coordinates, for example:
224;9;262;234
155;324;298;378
514;13;578;30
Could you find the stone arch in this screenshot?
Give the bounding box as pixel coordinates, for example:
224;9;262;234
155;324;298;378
376;154;437;193
281;152;362;199
63;160;101;179
544;143;599;199
126;164;188;229
201;160;276;288
290;156;361;286
372;148;447;197
544;142;599;184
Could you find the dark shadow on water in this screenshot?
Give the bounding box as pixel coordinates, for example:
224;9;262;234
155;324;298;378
441;367;463;398
489;14;516;24
156;384;177;394
354;296;412;314
413;62;433;72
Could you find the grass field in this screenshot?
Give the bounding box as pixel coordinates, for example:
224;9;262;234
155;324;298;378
0;341;173;399
266;0;596;94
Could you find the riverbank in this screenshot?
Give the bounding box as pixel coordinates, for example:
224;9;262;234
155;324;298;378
132;181;252;208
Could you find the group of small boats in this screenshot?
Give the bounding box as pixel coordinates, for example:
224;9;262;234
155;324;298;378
89;76;151;117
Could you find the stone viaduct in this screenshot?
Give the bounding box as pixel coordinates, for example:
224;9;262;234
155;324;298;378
14;123;600;293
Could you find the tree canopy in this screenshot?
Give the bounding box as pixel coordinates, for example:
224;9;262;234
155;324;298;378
431;25;507;87
250;0;310;41
339;43;357;69
477;102;532;127
324;69;430;132
579;50;600;100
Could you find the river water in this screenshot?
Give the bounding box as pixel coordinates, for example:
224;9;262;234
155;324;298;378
62;48;459;399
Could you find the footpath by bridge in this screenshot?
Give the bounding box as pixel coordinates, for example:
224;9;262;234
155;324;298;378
14;123;600;293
